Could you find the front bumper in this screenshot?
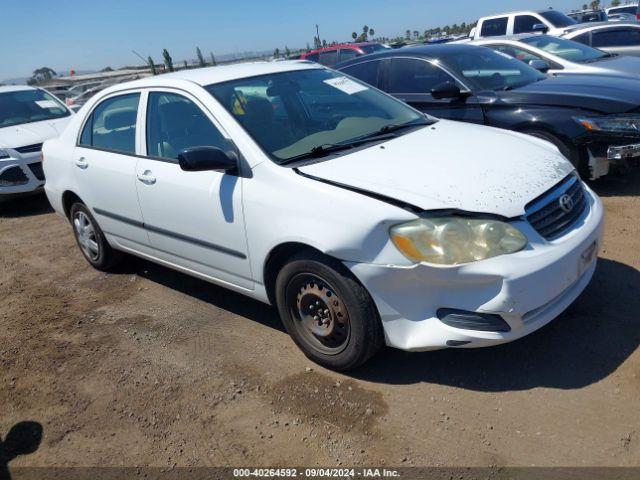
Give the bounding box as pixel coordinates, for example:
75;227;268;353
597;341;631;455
582;135;640;180
345;186;604;352
0;153;45;200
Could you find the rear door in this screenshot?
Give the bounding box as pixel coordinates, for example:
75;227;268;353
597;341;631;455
135;89;252;289
383;57;485;123
73;91;151;253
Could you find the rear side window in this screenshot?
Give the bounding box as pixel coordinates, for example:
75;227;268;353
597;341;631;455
514;15;541;34
608;5;637;15
592;28;640;47
481;17;508;37
572;32;591;45
146;92;226;160
340;60;382;88
318;50;338;66
79;93;140;154
388;58;457;94
491;45;544;63
304;53;319;62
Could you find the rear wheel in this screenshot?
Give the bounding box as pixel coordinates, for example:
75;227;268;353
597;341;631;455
70;202;122;271
525;129;589;178
275;251;384;371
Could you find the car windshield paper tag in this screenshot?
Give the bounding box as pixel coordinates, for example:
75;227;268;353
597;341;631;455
323;76;368;95
35;100;59;109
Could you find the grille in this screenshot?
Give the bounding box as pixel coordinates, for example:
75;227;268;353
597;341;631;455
28;162;45;181
525;174;588;240
0;166;29;186
15;143;43;154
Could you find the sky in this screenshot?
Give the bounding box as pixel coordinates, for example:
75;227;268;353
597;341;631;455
1;0;594;81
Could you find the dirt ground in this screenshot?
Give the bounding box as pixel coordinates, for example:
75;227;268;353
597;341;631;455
1;171;639;471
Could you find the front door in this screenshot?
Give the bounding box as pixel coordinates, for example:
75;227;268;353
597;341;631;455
135;90;252;289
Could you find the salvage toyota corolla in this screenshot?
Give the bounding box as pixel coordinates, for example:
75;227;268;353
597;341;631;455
42;61;604;370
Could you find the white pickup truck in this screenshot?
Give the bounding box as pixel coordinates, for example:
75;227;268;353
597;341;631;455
470;10;578;39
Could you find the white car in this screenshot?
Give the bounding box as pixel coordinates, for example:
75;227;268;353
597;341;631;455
43;62;604;370
472;10;578;39
1;86;73;203
472;34;640;79
561;22;640;57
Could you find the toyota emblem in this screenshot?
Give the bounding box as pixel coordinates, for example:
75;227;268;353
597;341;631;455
559;194;574;213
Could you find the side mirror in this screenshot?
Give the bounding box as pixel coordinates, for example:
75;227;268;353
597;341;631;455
529;59;551;73
178;146;237;173
532;23;549;33
431;81;464;100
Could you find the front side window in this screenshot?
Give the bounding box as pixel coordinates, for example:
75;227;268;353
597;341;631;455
340;60;383;88
318;50;339;66
359;44;391;55
0;89;69;128
388;58;457;94
206;68;426;164
146;92;226;160
491;44;544;64
338;48;359;63
79;93;140;154
304;53;320;62
522;35;608;63
539;10;577;27
480;17;508;37
442;48;545;91
592;28;640;47
514;15;542;34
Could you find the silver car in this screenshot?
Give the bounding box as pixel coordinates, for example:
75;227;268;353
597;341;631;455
473;34;640;79
561;22;640;57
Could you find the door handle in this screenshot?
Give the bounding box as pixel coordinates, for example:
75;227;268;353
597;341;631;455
137;171;156;185
74;157;88;169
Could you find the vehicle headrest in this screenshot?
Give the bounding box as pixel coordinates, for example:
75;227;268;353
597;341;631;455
243;97;274;123
104;107;137;131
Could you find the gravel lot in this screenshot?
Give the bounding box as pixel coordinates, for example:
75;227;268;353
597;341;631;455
1;171;639;470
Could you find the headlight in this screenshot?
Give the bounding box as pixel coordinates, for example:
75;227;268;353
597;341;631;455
0;149;10;160
390;217;527;265
575;115;640;134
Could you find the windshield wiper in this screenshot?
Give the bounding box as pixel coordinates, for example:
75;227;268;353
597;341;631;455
375;120;433;135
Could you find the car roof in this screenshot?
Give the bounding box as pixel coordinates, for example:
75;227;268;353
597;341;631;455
304;42;380;55
563;21;639;34
472;33;542;43
335;43;487;67
0;85;37;94
107;60;323;91
480;10;556;19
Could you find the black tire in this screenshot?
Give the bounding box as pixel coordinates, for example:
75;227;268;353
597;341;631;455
69;202;122;271
525;129;589;179
275;251;384;371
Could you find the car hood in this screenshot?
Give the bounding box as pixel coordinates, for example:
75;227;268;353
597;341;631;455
496;74;640;114
589;54;640;78
297;120;574;218
0;116;71;150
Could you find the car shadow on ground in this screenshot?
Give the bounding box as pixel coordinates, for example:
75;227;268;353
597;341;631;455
353;258;640;390
0;421;43;480
591;168;640;198
0;194;53;218
125;255;639;392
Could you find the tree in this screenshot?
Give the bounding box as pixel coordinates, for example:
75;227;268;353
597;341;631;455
369;28;375;38
611;0;621;5
274;48;280;59
209;52;217;66
405;29;411;40
27;67;57;85
100;66;113;72
582;3;588;9
413;30;419;39
183;60;188;70
352;32;358;40
284;46;291;58
162;49;174;72
147;56;157;75
196;47;206;68
590;0;600;9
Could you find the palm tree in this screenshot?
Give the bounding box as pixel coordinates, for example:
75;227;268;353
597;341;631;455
147;56;157;75
274;48;280;59
209;52;217;66
369;28;375;38
352;32;358;41
196;47;206;68
162;49;174;72
284;46;291;58
611;0;621;5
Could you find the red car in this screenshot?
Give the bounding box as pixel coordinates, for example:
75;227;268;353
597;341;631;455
300;42;390;66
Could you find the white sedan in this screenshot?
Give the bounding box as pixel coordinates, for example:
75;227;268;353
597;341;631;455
0;86;73;204
43;61;603;370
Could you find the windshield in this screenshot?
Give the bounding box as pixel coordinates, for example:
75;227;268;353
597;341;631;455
442;48;546;91
521;35;608;63
0;89;70;128
206;68;427;164
539;10;578;27
359;43;391;54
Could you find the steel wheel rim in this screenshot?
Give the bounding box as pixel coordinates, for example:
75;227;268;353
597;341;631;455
73;211;100;261
286;273;351;355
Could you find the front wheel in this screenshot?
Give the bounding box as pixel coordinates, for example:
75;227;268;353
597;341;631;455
524;129;589;179
275;251;384;371
70;202;122;271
